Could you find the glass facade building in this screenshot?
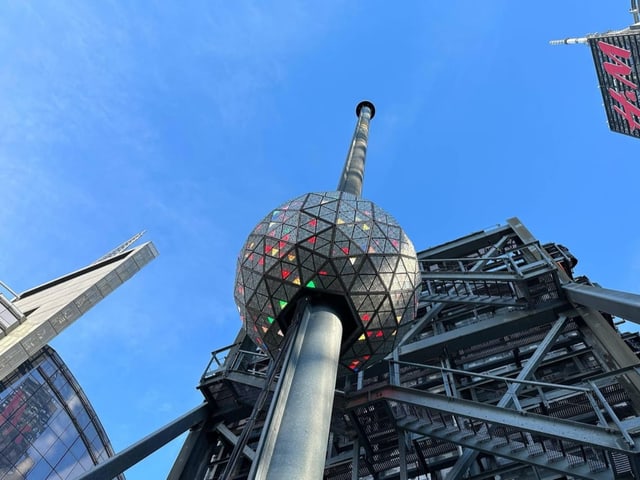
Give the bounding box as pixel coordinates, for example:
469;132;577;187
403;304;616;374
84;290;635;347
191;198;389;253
0;346;123;480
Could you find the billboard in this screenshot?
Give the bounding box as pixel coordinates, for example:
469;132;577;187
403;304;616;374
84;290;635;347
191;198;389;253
589;33;640;138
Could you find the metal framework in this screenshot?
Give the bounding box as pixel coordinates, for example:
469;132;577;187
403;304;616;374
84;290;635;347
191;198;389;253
72;105;640;479
126;216;640;480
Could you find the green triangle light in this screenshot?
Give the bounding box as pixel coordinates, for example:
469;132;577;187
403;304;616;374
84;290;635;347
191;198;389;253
279;300;288;309
267;316;275;324
306;280;316;288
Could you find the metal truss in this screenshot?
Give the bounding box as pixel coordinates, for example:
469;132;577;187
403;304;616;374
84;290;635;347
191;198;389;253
76;218;640;480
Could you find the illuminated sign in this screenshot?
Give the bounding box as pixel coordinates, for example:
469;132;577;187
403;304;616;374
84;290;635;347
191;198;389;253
589;33;640;138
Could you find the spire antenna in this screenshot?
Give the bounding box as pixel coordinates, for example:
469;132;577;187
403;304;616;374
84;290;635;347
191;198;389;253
337;100;375;197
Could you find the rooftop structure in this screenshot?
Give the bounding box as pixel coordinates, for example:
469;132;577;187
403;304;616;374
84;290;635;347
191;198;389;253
74;105;640;480
187;217;640;480
0;240;158;382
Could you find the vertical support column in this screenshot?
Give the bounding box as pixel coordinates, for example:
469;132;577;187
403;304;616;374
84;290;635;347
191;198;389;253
351;438;360;480
398;430;408;480
252;303;343;480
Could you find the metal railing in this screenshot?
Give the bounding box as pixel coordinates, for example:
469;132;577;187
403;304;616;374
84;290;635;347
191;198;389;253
201;343;270;381
388;359;637;447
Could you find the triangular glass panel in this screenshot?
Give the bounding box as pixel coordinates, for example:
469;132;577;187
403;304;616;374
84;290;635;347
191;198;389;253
378;295;393;312
340;273;357;290
352;238;368;254
333;276;353;293
359;295;377;313
264;277;283;297
352;225;369;239
305;193;324;208
267;224;284;239
319;209;337;224
377;256;394;274
241;268;258;290
374;210;390;225
314;241;333;258
337;223;356;240
332;227;350;244
369;275;386;292
401;240;415;256
321;199;338;212
283;281;300;299
304;205;322;217
251;236;266;255
333;257;355;276
298;212;315;227
357;258;376;276
294;245;313;264
362;274;377;292
356;201;373;215
369;255;386;271
387;225;401;241
289;197;305;210
370;223;387;239
351;294;369;311
318;275;339;291
340;196;357;208
252;278;268;299
300;265;318;284
253;221;268;235
271;283;288;301
246;291;261;311
351;277;366;294
371;238;385;254
351;340;371;358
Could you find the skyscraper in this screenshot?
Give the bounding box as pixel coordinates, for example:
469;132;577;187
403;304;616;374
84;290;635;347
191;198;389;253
0;238;157;480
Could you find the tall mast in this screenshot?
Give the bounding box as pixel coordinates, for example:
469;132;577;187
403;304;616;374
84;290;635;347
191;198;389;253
337;100;375;197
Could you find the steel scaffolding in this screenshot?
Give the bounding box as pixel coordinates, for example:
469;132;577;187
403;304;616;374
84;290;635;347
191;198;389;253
161;217;640;480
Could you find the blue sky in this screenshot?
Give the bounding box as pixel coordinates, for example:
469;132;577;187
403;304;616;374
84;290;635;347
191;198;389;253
1;1;640;478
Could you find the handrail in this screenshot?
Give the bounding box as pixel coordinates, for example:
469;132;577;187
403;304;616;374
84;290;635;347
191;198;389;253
0;280;20;300
389;359;591;393
388;359;636;447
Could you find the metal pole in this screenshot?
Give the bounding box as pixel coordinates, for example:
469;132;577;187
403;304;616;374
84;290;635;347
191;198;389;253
549;37;589;45
253;303;343;480
337;100;375;197
563;282;640;324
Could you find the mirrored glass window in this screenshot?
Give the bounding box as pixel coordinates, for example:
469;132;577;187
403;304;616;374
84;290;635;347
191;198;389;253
0;347;124;479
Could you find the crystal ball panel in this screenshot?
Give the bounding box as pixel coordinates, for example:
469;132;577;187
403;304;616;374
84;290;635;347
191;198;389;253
234;191;420;372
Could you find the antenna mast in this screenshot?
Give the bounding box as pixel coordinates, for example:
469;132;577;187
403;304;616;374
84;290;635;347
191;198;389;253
550;1;640;45
94;231;146;264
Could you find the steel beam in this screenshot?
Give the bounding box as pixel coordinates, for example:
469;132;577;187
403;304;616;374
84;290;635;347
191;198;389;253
215;423;256;461
564;283;640;324
576;306;640;411
416;225;512;260
395;415;612;480
347;386;638;453
395;303;563;362
167;421;212;480
445;316;568;480
401;234;518;346
77;403;210;480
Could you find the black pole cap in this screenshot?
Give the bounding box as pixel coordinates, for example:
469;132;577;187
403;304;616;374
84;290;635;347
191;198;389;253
356;100;375;119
